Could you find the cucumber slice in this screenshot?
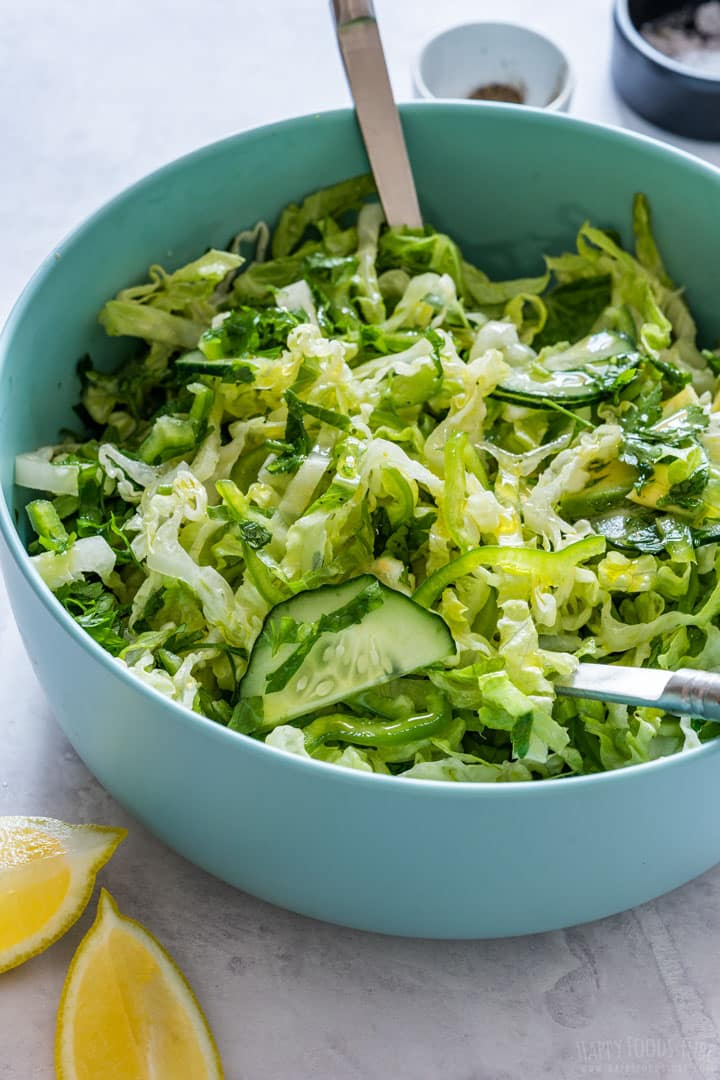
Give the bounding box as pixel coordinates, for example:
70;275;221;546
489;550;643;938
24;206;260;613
491;343;642;409
492;368;606;406
239;575;454;725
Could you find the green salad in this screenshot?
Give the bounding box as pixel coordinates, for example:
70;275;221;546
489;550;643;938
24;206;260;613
16;176;720;781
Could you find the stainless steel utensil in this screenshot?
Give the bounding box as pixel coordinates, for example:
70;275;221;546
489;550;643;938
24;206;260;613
331;0;422;228
558;663;720;720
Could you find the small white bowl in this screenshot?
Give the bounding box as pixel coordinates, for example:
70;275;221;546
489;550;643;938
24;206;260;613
413;22;574;112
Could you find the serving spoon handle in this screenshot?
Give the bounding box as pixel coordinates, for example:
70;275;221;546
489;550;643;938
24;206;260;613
557;663;720;721
331;0;422;228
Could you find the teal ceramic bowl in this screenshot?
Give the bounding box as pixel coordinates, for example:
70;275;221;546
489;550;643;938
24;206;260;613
2;104;720;938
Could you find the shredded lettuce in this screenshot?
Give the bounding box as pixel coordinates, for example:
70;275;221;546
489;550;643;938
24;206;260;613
15;179;720;782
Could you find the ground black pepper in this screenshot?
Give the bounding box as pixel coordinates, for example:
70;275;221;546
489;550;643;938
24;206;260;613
467;82;525;103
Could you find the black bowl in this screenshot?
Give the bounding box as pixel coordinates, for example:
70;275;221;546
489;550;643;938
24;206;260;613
612;0;720;140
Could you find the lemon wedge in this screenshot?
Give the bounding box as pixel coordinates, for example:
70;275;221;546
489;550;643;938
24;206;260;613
0;816;126;974
56;889;224;1079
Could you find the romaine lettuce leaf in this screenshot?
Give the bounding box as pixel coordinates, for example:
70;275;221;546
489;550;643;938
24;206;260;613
16;185;720;784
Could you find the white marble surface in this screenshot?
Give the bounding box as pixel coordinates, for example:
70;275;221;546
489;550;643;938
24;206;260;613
2;2;720;1077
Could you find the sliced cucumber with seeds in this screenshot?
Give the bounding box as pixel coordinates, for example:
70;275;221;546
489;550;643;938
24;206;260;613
239;574;454;725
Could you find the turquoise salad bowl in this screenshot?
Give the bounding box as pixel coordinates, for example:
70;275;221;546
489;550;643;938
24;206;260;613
2;104;720;938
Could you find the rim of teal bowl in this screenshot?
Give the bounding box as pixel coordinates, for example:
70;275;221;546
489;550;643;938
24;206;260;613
3;102;720;796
